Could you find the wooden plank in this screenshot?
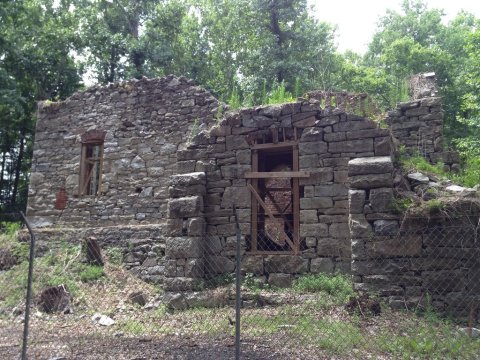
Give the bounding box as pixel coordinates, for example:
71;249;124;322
251;141;298;150
249;250;296;255
272;128;278;144
79;144;87;195
251;150;258;252
245;171;310;179
247;183;296;251
264;190;294;233
292;146;300;253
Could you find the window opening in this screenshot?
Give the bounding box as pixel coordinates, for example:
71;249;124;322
80;130;105;196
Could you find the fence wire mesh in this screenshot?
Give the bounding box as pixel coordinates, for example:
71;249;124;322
0;216;479;359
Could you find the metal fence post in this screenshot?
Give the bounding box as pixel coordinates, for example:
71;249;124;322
19;211;36;360
233;205;241;360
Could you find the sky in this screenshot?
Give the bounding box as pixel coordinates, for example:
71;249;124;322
308;0;480;54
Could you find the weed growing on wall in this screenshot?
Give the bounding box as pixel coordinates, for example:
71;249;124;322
266;80;295;105
401;155;446;176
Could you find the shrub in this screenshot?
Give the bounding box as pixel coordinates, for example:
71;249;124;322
293;273;354;301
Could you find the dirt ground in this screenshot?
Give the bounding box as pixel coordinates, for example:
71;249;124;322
0;321;316;360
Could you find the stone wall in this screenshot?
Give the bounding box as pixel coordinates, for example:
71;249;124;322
384;73;460;171
28;75;220;228
22;224;167;284
26;73;476;300
166;98;393;286
348;157;480;318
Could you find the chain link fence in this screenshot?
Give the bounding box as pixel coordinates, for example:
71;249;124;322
1;214;479;359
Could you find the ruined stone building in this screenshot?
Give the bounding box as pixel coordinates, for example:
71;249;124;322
27;74;479;314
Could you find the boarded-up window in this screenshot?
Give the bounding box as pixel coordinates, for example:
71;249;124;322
79;130;106;196
246;141;308;253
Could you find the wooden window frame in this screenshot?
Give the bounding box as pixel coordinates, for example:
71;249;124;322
79;130;105;196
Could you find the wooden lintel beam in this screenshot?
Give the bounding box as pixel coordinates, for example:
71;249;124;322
251;141;298;150
245;171;310;179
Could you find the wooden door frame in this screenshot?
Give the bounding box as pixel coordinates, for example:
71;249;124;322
247;143;307;254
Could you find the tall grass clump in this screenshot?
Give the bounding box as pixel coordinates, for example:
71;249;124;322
293;273;354;302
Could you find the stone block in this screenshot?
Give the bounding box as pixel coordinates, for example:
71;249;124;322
316;239;342;257
300;210;318;223
168;184;206;198
346;128;389;140
349;214;372;238
324;132;346;142
300;127;323;142
306;237;317;247
168;196;203;218
164;277;199;291
299;155;319;168
333;120;376;132
241;255;264;275
170;172;206;187
348;157;393;176
221;165;251;179
369;188;393;212
177;149;207;161
299;141;328;155
225;136;249;150
373;220;399;235
349;174;393;189
300;197;333;210
264;255;308;274
188;217;206;236
349;190;366;213
334;170;348;183
185;258;204;277
374;137;392;156
294;116;316;128
210;125;231;136
299;168;333;185
422;270;465;294
351;239;366;260
300;223;328;237
292;111;317;122
220;186;251;208
310;258;334;274
206;255;235;274
329;222;350;238
268;273;292;288
165;237;202;259
329;139;373;153
366;235;421;257
316;115;339;126
236;149;251;165
259;104;283;118
405;106;429;116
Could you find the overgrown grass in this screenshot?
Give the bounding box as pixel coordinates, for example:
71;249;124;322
376;313;480;359
401;153;480;189
292;273;355;302
453;155;480;188
0;237;106;309
401;155;446;176
227;80;297;110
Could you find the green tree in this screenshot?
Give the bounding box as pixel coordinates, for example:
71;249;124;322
0;0;80;209
239;0;337;101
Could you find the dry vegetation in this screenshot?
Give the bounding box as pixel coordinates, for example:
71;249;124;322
1;226;479;359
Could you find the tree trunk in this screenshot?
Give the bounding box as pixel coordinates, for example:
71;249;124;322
108;45;117;83
268;3;287;84
11;127;25;205
0;150;6;204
